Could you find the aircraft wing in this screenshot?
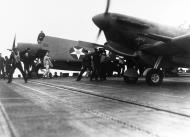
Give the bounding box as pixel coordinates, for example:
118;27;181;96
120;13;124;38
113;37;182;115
138;33;172;42
140;34;190;56
140;42;175;55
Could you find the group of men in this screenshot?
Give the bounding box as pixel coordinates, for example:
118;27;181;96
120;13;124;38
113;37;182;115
0;53;11;80
0;48;30;83
8;48;28;83
76;48;126;81
0;30;46;83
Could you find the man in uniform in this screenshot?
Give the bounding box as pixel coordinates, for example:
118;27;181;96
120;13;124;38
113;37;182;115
0;53;5;79
99;48;107;80
37;30;45;44
4;56;11;78
7;48;27;83
76;50;92;81
21;48;31;75
90;48;100;81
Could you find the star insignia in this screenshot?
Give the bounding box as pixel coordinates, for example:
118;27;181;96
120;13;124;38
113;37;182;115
70;47;85;60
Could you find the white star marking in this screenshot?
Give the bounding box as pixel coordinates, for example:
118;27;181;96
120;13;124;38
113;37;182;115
70;47;85;59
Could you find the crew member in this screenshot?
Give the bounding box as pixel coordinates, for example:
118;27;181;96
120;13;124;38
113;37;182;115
76;50;92;81
0;53;5;79
99;48;107;80
43;51;53;78
4;56;11;78
53;72;58;78
118;57;125;76
32;58;43;78
37;30;45;44
21;48;31;75
8;48;27;83
90;48;100;81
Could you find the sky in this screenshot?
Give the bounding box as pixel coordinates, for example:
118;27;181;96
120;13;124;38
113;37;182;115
1;0;190;57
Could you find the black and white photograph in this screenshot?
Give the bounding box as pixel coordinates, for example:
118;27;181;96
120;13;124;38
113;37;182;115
0;0;190;137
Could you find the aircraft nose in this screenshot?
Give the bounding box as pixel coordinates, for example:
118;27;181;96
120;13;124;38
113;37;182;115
17;43;41;58
92;13;109;29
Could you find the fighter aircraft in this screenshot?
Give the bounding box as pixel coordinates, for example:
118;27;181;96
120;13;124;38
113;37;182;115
92;0;190;85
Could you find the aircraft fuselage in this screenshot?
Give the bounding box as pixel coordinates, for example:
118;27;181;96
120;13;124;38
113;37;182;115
93;13;190;68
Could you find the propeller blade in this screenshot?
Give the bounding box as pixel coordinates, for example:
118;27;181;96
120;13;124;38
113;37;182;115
12;35;16;50
7;49;12;51
95;0;111;41
96;29;102;41
105;0;110;14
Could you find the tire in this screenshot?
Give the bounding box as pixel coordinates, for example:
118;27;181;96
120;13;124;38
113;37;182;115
124;76;138;84
146;69;164;86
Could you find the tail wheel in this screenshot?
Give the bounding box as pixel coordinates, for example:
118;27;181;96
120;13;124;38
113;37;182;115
146;69;164;86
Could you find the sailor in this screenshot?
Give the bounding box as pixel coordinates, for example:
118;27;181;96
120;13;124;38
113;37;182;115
99;48;107;80
31;58;43;78
43;51;53;78
118;56;125;76
21;48;31;75
90;48;100;81
4;56;11;78
37;30;45;44
76;50;92;81
53;72;58;78
7;48;27;83
0;53;5;79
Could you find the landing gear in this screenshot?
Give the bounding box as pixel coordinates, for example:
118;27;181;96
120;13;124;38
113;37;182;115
146;69;164;86
145;56;164;86
123;56;165;86
123;68;138;84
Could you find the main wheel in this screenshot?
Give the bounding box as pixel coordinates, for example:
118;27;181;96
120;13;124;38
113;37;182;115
146;69;164;86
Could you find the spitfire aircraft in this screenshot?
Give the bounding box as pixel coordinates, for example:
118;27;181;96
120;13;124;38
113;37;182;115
92;0;190;85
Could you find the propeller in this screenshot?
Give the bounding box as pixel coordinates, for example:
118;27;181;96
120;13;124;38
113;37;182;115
7;35;16;51
12;35;16;50
96;0;111;41
105;0;110;14
96;29;102;41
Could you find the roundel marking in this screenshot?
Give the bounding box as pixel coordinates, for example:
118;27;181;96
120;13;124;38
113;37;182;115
69;46;86;60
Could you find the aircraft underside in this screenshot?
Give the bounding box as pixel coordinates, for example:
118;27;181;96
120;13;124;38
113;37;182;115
52;61;81;71
103;37;190;86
